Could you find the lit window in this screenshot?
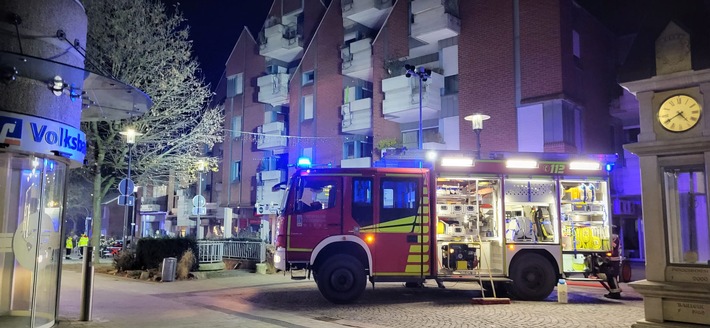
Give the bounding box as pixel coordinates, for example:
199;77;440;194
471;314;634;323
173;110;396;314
302;94;314;121
231;116;242;139
572;30;580;58
226;73;244;97
231;161;241;182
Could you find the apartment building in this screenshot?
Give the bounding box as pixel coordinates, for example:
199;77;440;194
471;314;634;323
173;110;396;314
215;0;626;242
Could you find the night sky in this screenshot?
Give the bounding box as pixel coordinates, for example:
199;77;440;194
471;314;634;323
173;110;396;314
162;0;273;89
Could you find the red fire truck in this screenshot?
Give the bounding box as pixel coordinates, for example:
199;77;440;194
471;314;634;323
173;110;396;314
273;152;618;303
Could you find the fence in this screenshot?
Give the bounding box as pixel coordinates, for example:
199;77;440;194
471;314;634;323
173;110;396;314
196;240;224;264
196;240;266;264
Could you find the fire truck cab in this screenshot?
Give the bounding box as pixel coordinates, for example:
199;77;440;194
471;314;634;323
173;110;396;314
273;152;617;304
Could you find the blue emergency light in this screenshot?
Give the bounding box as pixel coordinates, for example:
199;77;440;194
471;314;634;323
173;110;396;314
296;157;312;168
605;162;615;172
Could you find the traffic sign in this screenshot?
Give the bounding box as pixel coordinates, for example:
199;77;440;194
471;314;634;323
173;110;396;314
191;207;206;215
118;178;135;195
192;195;206;208
118;195;135;206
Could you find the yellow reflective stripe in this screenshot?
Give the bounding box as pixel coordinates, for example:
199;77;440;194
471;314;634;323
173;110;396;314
405;265;430;273
375;272;429;276
409;245;429;253
417;235;429;243
407;254;429;262
286;247;312;252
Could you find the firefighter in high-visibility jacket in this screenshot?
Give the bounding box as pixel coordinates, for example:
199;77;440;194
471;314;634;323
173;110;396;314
78;234;89;258
604;234;622;299
65;236;74;259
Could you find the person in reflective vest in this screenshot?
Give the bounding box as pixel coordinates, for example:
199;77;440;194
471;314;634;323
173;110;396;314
78;234;89;258
65;236;74;259
604;234;622;299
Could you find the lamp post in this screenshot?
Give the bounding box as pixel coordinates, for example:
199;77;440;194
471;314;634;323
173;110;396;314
119;128;142;250
464;114;490;159
196;159;206;238
405;64;431;150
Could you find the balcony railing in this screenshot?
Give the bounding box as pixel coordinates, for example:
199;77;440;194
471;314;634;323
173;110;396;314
411;0;460;44
381;72;444;124
257;72;289;106
341;38;373;81
341;97;372;134
259;15;304;62
256;121;287;151
342;0;393;29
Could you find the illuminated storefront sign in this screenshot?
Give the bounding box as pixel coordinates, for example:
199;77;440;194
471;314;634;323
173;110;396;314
0;111;86;163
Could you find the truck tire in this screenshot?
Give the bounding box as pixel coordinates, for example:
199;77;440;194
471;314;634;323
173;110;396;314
316;254;366;304
508;253;556;301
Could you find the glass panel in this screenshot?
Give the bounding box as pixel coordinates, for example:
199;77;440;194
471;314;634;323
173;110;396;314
0;154;65;327
664;166;710;265
504;178;559;244
33;159;65;327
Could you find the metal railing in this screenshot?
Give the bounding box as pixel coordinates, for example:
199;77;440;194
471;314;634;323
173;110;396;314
196;240;224;264
196;240;267;264
223;241;266;263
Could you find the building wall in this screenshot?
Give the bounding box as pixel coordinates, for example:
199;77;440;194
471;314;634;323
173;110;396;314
371;0;410;155
458;0;517;154
222;29;265;209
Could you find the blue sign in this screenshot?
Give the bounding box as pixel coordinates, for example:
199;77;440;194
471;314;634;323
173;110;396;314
0;111;86;164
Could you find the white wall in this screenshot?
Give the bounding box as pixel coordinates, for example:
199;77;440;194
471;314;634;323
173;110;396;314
517;104;544;152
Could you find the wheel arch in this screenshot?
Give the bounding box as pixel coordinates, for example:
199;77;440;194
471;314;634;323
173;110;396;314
310;235;372;273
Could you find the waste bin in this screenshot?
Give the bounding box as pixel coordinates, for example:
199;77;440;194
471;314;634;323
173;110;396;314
161;257;177;282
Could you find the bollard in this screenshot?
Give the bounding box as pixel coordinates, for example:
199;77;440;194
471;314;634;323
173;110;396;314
79;246;94;321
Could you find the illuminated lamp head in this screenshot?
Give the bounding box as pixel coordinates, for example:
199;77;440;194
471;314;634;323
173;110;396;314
605;162;615;172
296;157;312;169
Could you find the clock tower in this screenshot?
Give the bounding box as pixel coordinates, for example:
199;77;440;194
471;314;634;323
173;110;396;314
622;21;710;327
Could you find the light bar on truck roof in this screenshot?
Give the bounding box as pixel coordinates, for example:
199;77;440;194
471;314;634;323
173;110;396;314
506;159;538;169
296;157;312;168
569;161;601;171
441;157;474;167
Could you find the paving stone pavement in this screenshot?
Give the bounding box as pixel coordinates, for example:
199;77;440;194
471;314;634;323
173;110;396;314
57;265;646;328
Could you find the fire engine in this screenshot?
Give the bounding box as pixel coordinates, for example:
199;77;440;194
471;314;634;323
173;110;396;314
273;151;618;303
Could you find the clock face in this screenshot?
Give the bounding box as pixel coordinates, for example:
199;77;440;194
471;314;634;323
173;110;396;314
658;95;702;132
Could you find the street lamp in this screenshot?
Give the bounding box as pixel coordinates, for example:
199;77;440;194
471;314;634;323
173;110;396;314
464;114;490;159
119;128;142;250
196;159;207;238
405;64;431;150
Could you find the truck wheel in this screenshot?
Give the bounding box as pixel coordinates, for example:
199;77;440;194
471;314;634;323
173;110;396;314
508;253;556;301
316;254;366;304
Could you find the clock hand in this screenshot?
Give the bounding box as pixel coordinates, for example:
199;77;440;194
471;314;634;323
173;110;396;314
665;112;682;124
677;111;689;121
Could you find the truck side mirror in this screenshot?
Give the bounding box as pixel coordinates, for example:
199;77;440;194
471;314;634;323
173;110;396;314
272;181;286;192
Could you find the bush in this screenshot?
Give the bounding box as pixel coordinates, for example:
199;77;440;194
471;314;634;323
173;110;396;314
134;237;199;271
176;249;195;279
113;250;139;272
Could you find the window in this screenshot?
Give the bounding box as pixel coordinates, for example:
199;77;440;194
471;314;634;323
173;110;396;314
543;101;577;147
302;147;313;159
444;75;459;95
343;140;372;159
663;165;710;265
380;178;419;223
231;116;242;139
295;177;337;213
402;128;440;149
302;94;314;120
226;73;244;97
352;178;373;226
302;70;315;85
572;30;580;58
231;161;241;182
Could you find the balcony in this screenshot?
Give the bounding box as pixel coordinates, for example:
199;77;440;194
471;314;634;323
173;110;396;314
258;14;304;62
256;121;287;152
342;97;372;134
341;38;373;81
411;0;460;44
341;157;372;168
342;0;393;29
257;68;289;106
381;72;443;124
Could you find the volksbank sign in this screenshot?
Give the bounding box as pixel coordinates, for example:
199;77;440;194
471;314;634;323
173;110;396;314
0;111;86;164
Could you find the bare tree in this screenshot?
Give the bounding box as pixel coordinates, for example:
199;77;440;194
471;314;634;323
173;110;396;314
77;0;223;252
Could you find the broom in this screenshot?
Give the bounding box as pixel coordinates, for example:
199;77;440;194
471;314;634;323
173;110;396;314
471;201;510;305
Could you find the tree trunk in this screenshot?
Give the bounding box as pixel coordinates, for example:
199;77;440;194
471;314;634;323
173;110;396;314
92;171;103;264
